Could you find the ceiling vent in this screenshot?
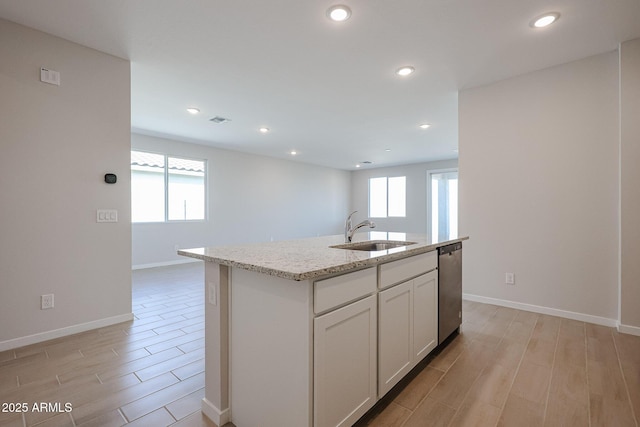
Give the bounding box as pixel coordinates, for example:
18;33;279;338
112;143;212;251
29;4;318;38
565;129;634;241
210;116;231;124
361;161;373;164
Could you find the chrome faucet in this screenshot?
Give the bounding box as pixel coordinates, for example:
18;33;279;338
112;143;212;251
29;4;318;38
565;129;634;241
344;210;376;243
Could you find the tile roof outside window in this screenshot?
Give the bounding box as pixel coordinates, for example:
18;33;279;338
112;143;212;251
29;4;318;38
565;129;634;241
131;151;164;168
131;151;204;173
168;157;205;173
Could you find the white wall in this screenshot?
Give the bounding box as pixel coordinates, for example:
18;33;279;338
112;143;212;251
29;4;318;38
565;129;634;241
620;38;640;331
459;52;620;324
350;159;458;234
131;133;351;267
0;19;132;349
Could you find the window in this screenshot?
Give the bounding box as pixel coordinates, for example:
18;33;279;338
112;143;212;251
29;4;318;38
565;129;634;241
131;150;206;223
427;169;458;242
369;176;406;218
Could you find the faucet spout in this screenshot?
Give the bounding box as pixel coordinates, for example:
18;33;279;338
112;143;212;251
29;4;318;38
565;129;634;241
344;211;376;242
344;210;358;242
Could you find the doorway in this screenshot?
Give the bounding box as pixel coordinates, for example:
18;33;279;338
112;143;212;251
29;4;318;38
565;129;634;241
427;169;458;242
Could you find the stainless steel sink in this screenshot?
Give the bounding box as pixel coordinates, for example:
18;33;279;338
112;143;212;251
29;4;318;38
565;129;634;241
330;240;417;252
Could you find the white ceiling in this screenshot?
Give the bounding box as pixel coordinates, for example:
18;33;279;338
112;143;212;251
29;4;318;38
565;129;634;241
1;1;639;170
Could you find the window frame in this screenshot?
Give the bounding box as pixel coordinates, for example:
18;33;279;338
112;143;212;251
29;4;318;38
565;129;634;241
368;176;406;218
131;149;208;224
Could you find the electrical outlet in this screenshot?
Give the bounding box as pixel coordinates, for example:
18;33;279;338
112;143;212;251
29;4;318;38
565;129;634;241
41;294;54;310
505;273;515;285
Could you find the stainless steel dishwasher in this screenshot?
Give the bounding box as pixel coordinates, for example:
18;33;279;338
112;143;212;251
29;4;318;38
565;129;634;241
438;242;462;344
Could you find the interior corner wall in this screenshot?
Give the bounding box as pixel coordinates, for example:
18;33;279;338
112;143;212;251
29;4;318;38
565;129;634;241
349;159;459;234
620;38;640;331
459;51;619;324
131;133;351;268
0;19;132;349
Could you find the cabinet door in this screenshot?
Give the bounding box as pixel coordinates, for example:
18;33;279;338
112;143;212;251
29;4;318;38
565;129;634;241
413;270;438;363
378;280;413;397
314;295;377;427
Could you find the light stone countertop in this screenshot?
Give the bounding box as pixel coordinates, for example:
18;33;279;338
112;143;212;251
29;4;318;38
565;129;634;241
178;232;468;281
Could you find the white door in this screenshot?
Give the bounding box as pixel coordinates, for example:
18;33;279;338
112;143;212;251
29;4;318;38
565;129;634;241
314;295;377;427
378;280;413;397
413;270;438;362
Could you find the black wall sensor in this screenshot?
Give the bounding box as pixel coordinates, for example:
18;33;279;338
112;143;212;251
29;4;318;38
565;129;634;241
104;173;117;184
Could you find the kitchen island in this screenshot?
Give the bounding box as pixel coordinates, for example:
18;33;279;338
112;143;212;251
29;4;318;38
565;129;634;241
179;232;467;427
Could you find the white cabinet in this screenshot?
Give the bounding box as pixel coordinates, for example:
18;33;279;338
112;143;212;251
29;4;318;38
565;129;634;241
314;267;376;314
413;270;438;361
378;280;414;396
200;244;450;427
379;251;437;289
314;294;377;427
378;270;438;397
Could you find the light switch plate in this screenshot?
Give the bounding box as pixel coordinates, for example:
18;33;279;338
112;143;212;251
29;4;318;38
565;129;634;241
40;67;60;86
97;209;118;223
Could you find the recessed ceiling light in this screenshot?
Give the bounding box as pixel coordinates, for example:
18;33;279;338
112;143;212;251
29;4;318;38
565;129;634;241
396;66;415;77
419;124;431;129
385;149;391;152
290;150;297;156
186;108;200;114
259;127;270;133
355;164;361;168
327;5;351;22
530;12;560;28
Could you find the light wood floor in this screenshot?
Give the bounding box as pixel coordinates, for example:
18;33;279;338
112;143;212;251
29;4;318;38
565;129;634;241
0;263;214;427
1;263;639;427
366;300;640;427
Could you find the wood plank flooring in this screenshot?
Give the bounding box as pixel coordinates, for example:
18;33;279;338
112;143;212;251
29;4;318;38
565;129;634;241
366;300;640;427
1;262;638;427
0;263;214;427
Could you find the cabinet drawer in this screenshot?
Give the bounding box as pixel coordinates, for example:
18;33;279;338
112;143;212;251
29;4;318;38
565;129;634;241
378;251;437;290
314;267;376;314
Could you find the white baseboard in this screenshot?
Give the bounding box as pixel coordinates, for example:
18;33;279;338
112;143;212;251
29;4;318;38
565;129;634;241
202;398;230;426
132;258;200;270
463;293;618;328
617;323;640;337
0;313;134;352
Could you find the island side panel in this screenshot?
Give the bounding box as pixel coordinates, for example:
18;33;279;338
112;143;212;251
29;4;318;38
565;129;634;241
231;268;314;427
202;262;230;425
